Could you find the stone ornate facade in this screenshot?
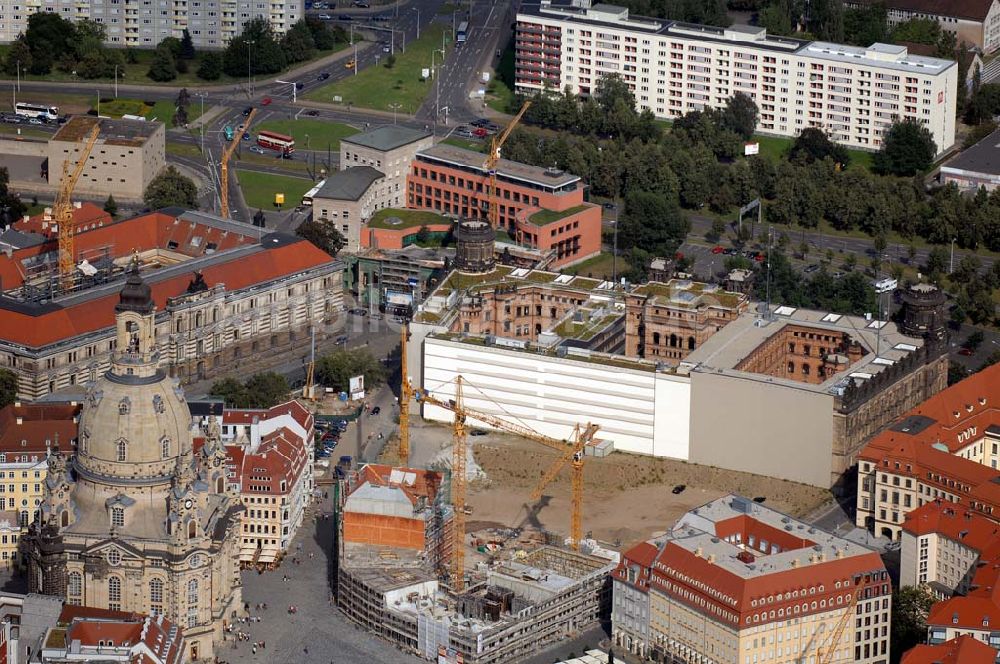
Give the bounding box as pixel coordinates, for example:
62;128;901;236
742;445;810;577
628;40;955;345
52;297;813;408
21;265;244;663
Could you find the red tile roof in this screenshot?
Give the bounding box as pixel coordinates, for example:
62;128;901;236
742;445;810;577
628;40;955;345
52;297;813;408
12;202;112;238
901;635;998;664
57;607;183;664
0;236;333;348
859;364;1000;517
0;403;79;454
234;428;309;495
615;535;887;628
351;464;445;507
902;501;1000;556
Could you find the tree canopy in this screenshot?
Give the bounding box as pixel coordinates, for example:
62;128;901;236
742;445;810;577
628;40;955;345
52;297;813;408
209;372;290;409
315;349;387;393
873;120;937;176
296;219;346;256
0;369;17;410
7;14;122;78
789;128;850;167
144;166;198;211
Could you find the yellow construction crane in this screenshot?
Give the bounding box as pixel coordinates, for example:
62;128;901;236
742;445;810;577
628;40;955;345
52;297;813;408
485;100;530;229
220;108;257;219
412;377;598;590
57;122;102;291
818;578;863;664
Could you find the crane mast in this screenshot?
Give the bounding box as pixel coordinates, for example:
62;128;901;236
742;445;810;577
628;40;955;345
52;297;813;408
220;108;257;218
485;100;530;229
57;122;102;291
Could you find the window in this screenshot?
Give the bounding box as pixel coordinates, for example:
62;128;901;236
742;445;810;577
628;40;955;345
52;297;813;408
116;439;127;462
111;507;124;528
187;579;199;628
161;437;170;459
108;576;122;611
149;578;163;615
68;572;82;604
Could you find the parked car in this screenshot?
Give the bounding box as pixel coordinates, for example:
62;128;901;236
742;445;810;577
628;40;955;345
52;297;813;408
454;125;475;138
27;118;44;125
753;496;767;503
754;253;765;262
382;45;391;53
472;127;488;138
336;335;348;344
318;13;333;19
470;429;488;436
242;106;253;116
958;347;974;356
353;0;370;6
803;263;820;274
249;145;265;154
242;132;251;141
371;406;381;416
470;118;490;127
306;110;320;116
483;122;500;133
711;245;724;254
672;484;686;495
338;14;352;20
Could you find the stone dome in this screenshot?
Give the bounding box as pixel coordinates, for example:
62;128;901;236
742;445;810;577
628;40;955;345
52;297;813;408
75;372;193;486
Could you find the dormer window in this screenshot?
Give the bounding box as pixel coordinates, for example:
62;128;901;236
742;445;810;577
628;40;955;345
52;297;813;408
118;398;130;415
161;436;170;459
111;507;124;528
153;394;165;414
116;438;127;462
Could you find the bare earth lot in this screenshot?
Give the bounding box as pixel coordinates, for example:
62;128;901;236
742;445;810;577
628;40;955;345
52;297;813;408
398;423;831;550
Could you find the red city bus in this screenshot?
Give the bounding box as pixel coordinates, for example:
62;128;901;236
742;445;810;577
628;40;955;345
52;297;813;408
257;130;295;155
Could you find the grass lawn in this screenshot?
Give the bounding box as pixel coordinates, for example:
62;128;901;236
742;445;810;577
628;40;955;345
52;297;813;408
437;2;460;13
486;37;516;114
529;204;589;226
368;207;449;229
89;96;203;126
0;124;51;140
0;45;348;88
304;24;452;113
751;134;873;172
233;151;313;175
236;170;314;210
563;252;627;280
255;119;358;150
441;136;484;151
165;142;204;158
0;92;92;115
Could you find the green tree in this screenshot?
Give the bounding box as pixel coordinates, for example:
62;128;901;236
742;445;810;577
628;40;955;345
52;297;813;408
147;46;178;82
281;20;316;64
843;252;857;271
890;17;941;44
873;120;937;176
24;13;76;70
789;127;850;167
799;241;809;259
180;29;197;60
758;1;794;36
315;349;387;393
305;16;337;50
0;167;25;223
209;377;248;407
2;37;32;77
243;372;290;408
196;52;223;80
0;368;17;409
965;330;985;352
843;2;887;45
891;586;935;663
385;54;396;69
707;218;726;243
617;190;691;257
924;246;949;279
719;92;758;141
103;194;117;217
223;18;287;77
144;166;198;210
296;218;346;256
415;225;431;245
958;283;995;325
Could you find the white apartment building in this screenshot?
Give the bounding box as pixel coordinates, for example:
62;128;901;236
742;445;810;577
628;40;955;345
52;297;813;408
515;0;957;155
0;0;300;48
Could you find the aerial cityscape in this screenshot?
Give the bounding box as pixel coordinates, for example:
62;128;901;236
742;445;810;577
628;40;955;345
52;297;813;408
0;0;998;662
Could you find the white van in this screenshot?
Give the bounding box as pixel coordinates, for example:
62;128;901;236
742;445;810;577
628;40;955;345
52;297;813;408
873;278;898;294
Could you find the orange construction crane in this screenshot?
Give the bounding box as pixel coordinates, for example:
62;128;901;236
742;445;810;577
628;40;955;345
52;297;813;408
57;122;102;291
399;324;415;465
413;378;598;590
220;108;257;218
485;100;530;229
818;577;863;664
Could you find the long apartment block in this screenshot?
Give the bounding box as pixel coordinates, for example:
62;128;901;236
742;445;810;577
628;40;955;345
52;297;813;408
0;0;300;48
515;0;957;154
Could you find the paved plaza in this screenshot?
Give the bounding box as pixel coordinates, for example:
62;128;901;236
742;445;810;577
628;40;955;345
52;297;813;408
221;491;423;664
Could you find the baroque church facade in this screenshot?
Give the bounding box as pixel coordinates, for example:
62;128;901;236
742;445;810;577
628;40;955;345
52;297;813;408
21;265;244;662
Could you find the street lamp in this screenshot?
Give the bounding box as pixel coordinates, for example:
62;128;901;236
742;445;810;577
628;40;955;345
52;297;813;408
195;92;207;153
431;48;445;126
388;102;402;124
246;40;255;98
415;7;421;39
114;64;119;99
950;237;957;274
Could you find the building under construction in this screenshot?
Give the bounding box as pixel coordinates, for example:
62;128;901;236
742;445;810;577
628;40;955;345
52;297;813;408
336;543;614;664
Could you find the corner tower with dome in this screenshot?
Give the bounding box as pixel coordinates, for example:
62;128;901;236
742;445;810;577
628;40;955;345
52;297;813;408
21;263;244;663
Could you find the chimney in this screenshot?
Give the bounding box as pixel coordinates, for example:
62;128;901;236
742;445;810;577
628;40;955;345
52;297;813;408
707;554;716;564
15;417;22;425
74;201;82;209
835;549;845;559
695;546;703;558
22;215;29;223
819;552;826;562
790;558;800;568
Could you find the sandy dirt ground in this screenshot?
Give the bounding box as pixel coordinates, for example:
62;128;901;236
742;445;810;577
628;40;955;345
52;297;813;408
391;422;831;550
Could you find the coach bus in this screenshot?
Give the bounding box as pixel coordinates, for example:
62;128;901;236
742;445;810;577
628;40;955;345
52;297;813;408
457;21;469;45
14;102;59;122
302;179;326;206
257;130;295;155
